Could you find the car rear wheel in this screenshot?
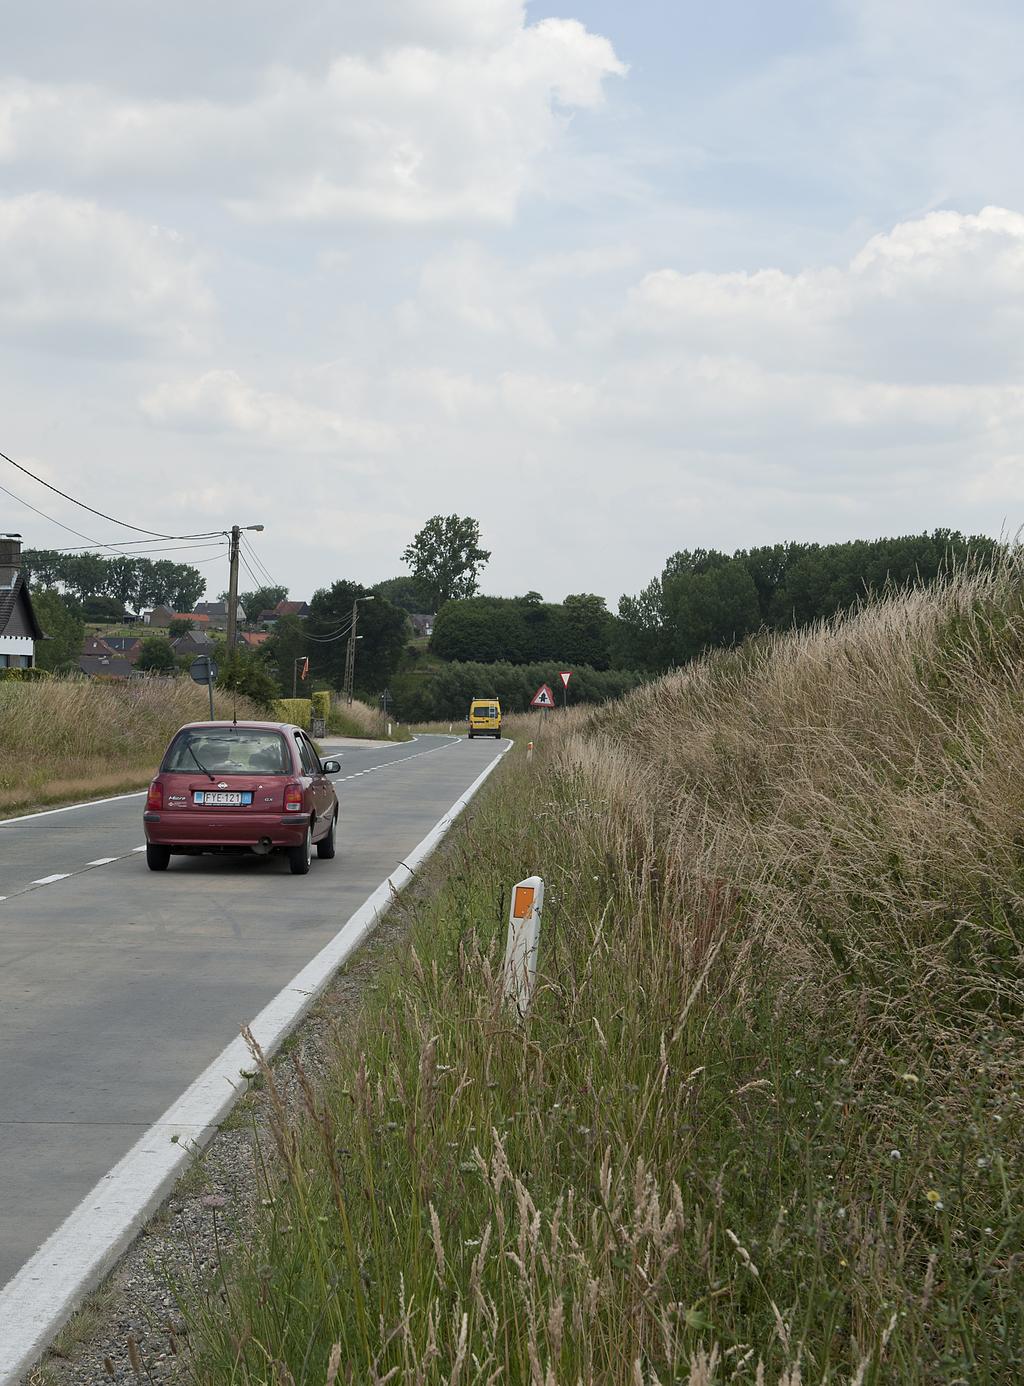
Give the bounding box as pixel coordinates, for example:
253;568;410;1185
316;812;337;860
146;843;171;871
468;731;474;738
288;825;312;875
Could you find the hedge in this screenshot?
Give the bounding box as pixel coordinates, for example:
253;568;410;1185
0;666;51;682
311;690;331;721
271;697;312;729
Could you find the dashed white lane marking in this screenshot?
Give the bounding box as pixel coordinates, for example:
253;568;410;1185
85;858;117;867
131;846;146;853
30;874;70;886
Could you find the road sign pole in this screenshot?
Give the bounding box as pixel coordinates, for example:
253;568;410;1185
207;658;214;718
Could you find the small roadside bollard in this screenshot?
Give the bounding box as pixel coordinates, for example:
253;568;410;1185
527;741;534;763
504;875;544;1016
387;721;392;737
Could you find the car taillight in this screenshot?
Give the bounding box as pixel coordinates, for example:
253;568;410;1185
284;781;303;812
146;779;163;811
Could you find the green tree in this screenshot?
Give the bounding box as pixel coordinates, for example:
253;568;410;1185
82;595;125;622
240;586;288;622
373;575;433;615
31;589;84;672
663;559;762;663
21;549;65;588
401;515;490;611
215;646;279;710
264;614;309;696
560;593;613;669
307;582;408;694
613;579;669;672
135;636;177;673
106;556;142;611
63;552;108;601
168;617;195;637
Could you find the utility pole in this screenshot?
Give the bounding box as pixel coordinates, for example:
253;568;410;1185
343;594;375;704
225;523;264;651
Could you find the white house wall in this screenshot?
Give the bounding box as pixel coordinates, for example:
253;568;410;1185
0;634;35;665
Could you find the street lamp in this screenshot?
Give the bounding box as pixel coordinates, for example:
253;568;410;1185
343;595;375;704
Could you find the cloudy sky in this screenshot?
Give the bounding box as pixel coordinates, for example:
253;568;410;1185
2;0;1024;607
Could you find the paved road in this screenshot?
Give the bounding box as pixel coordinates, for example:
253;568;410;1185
0;734;505;1290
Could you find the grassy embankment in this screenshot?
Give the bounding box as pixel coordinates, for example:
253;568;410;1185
0;681;408;817
327;699;412;742
181;568;1023;1383
0;678;264;817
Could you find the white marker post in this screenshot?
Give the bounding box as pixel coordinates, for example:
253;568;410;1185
504;875;544;1016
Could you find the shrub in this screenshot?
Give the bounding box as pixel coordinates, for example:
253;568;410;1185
311;690;331;721
0;666;50;682
271;697;311;729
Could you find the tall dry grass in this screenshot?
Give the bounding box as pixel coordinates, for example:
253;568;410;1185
0;676;262;814
177;568;1023;1384
327;698;411;741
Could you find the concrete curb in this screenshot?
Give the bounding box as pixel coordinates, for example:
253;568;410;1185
0;739;512;1384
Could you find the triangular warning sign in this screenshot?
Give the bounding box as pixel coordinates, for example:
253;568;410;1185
558;670;572;688
530;683;555;708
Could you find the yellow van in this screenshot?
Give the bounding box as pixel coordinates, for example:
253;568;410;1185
468;698;502;739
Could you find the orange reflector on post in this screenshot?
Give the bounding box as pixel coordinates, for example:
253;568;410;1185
513;885;536;919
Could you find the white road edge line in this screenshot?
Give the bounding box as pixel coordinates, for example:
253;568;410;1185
0;790;147;827
0;738;512;1383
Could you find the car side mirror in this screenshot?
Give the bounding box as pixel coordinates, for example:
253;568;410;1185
322;759;342;774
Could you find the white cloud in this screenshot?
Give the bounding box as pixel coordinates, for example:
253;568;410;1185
140;369;395;455
0;15;625;226
624;207;1024;384
0;192;211;352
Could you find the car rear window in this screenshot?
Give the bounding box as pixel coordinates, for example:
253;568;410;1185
162;729;290;775
473;705;498;718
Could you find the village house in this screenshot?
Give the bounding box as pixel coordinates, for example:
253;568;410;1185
257;599;310;626
0;534;44;669
193;600;244;630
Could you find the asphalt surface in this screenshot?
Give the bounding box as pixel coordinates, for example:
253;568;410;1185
0;734;506;1290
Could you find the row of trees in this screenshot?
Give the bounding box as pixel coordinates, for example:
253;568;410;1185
613;530;1001;671
430;593;615;668
23;549;206;614
392;660;639;722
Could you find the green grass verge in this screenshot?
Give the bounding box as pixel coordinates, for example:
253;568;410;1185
177;570;1024;1383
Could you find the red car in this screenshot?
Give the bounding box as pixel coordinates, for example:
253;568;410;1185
143;721;342;875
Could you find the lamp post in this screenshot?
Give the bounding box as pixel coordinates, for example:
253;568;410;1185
343;596;375;704
292;656;308;699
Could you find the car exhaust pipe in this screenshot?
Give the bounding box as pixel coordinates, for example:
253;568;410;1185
252;837;273;855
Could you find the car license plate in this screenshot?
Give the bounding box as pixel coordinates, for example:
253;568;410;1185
193;791;252;806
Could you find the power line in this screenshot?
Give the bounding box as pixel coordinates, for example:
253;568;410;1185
51;540;229;558
1;477;228;566
240;534;281;591
0;447;224;541
0;477;110;549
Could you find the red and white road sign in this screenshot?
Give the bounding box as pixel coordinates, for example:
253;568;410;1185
530;684;556;708
558;670;572;688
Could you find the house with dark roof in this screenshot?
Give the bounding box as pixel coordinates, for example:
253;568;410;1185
257;599;310;626
0;535;45;670
103;636;143;663
78;654;133;680
82;636;118;658
170;630;217;659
